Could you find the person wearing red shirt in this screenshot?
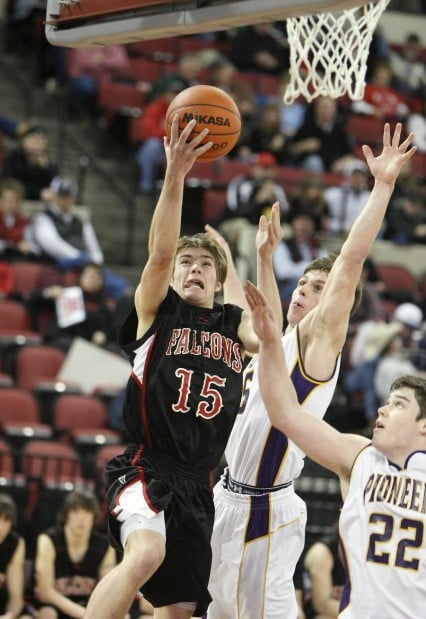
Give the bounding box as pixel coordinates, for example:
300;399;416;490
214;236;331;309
0;177;38;261
135;80;186;193
352;62;410;120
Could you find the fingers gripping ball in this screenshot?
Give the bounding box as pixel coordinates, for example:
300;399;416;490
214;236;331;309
166;85;241;161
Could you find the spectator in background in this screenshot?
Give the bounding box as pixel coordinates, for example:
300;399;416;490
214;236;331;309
30;175;104;269
276;70;307;138
27;262;116;354
147;52;201;102
219;151;289;280
344;321;405;427
407;92;426;152
389;33;425;100
0;493;34;619
349;256;387;329
0;113;21;140
302;522;345;619
324;159;372;236
247;101;289;164
2;122;59;201
30;175;130;300
351;61;410;120
373;322;419;406
226;89;258;161
0;177;39;261
229;22;289;75
273;209;328;305
203;56;236;92
67;45;131;116
288;96;355;174
134;79;187;194
293;556;307;619
346;302;423;429
384;187;426;244
34;490;116;619
290;174;329;233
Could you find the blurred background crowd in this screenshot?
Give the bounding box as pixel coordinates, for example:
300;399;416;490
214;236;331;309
0;0;425;617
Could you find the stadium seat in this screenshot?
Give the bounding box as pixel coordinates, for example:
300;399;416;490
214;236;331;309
9;262;43;301
411;152;426;180
346;114;384;149
53;394;123;477
125;56;166;83
14;345;81;424
376;263;419;304
203;189;227;224
0;300;42;375
127;37;178;62
0;371;14;387
0;437;28;534
0;388;52;447
21;439;93;539
14;345;66;390
98;78;147;119
53;394;122;446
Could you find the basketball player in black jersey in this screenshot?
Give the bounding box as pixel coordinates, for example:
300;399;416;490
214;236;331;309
0;493;34;619
83;117;267;619
35;490;116;619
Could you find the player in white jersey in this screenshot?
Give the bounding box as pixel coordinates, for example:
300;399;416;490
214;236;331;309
246;278;425;619
208;123;417;618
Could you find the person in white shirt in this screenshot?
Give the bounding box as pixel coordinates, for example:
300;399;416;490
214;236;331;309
324;159;372;236
31;176;103;269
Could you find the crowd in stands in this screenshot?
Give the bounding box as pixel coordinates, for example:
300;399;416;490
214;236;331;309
1;3;425;617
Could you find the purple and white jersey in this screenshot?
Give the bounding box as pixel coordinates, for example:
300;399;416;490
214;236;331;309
225;325;340;487
339;446;426;618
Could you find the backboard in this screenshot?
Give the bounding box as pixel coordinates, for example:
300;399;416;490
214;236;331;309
45;0;367;47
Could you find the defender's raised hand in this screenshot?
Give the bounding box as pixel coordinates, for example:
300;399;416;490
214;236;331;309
244;281;280;344
256;201;283;260
362;123;416;185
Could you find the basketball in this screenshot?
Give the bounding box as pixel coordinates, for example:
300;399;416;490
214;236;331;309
165;85;241;162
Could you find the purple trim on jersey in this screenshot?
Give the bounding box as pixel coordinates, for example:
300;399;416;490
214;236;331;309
255;364;317;488
245;494;270;541
338;536;351;612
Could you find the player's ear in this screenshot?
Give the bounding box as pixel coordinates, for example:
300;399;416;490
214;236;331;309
215;280;223;293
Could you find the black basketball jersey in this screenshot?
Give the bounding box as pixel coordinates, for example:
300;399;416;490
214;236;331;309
0;530;19;612
45;525;110;607
119;287;244;472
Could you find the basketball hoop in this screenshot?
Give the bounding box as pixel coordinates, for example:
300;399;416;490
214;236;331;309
283;0;391;104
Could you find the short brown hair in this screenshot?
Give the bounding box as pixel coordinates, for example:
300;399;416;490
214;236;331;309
175;233;228;285
0;178;25;199
0;493;17;526
390;375;426;420
58;489;100;524
304;252;363;317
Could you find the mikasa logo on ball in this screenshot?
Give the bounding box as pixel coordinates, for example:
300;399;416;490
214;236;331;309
182;112;231;126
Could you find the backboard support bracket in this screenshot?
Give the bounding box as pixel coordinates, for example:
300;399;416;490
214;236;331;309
45;0;368;47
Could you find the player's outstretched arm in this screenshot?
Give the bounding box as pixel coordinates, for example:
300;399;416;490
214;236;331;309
256;202;284;332
135;116;212;335
245;281;368;481
205;223;247;309
310;123;417;354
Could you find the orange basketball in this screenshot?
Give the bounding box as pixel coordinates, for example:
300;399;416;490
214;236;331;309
165;85;241;162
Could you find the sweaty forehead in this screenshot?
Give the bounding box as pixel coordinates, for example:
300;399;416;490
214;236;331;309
177;248;214;261
302;269;328;284
390;387;414;405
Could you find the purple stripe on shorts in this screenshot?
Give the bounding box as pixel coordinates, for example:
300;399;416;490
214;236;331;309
245;494;270;541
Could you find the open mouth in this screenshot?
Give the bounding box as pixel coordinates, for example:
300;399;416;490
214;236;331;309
185;279;204;289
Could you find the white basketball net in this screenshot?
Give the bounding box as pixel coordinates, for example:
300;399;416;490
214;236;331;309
284;0;390;103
